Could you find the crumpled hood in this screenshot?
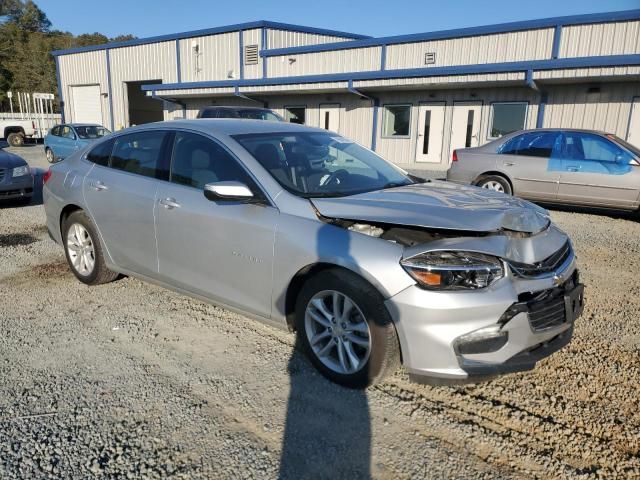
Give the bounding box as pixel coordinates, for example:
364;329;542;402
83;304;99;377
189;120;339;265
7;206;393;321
311;180;550;233
0;149;28;169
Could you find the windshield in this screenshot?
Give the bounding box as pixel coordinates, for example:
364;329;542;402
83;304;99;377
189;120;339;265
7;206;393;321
608;134;640;158
75;126;110;139
237;110;284;122
233;132;416;198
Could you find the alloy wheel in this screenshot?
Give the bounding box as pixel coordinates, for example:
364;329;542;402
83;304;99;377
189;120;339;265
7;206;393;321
304;290;371;375
481;180;505;192
66;223;96;276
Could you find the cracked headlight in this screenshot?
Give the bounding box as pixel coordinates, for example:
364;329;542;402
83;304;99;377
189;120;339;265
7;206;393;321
401;251;504;290
12;165;30;177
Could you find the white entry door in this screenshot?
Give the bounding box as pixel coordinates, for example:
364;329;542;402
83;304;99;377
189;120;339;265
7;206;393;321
70;84;103;125
449;101;482;162
415;102;445;163
319;103;340;132
627;97;640;148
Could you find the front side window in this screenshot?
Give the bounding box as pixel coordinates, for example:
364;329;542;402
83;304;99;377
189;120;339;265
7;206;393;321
382;105;411;137
284;106;305;124
51;126;60;136
233;131;416;198
75;125;110;139
110;131;169;179
561;132;632;162
500;132;560;158
490;102;528;138
86;139;115;167
170;131;257;190
238;109;283;122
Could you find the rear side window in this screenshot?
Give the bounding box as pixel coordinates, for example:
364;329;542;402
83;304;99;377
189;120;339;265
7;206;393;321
86;139;115;166
170;131;258;191
110;131;170;180
500;132;559;158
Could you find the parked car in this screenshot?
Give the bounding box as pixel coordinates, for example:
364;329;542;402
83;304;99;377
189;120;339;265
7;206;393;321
447;129;640;211
43;120;583;388
44;124;110;163
0;118;37;147
0;140;34;203
197;106;284;121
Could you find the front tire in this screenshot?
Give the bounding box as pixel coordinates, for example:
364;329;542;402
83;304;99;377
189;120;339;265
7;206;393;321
476;174;512;195
62;210;118;285
45;147;55;163
7;132;24;147
295;269;400;389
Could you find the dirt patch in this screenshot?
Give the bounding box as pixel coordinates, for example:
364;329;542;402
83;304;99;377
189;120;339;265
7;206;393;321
0;233;39;247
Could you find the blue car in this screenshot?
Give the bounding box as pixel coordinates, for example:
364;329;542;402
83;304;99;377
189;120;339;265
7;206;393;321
44;124;110;163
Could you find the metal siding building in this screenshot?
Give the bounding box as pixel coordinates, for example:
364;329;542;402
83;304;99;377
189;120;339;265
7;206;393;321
53;11;640;171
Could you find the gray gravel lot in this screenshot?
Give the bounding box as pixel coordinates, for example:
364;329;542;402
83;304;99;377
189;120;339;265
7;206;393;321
0;146;639;479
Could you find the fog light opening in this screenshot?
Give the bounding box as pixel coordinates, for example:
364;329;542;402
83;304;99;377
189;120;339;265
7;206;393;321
454;326;509;355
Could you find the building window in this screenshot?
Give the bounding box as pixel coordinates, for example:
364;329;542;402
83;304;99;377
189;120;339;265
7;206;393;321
382;104;411;137
285;106;306;124
490;102;528;138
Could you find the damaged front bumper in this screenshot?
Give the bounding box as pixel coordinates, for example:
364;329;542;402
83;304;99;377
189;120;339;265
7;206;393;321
385;248;583;385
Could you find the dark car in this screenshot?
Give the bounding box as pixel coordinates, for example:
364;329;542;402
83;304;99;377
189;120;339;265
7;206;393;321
0;140;34;203
196;106;284;121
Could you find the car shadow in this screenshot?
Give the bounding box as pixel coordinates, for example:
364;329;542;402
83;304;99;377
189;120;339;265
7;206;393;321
539;203;640;223
279;223;372;479
0;167;44;209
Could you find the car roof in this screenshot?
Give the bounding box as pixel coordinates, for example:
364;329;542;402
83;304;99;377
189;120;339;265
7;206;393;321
507;128;612;136
60;123;105;128
200;106;272;111
119;118;326;136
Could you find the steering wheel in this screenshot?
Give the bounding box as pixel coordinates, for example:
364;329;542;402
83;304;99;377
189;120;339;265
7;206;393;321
322;169;349;188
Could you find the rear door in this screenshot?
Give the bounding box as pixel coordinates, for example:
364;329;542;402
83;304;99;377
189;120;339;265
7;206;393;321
83;130;171;277
155;130;278;318
556;132;640;209
498;131;561;201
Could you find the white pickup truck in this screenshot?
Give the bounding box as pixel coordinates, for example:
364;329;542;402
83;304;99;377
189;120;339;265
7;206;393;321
0;119;37;147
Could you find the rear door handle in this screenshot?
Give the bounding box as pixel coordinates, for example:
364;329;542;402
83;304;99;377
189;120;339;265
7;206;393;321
567;166;580;172
504;162;515;166
159;197;181;209
89;180;108;191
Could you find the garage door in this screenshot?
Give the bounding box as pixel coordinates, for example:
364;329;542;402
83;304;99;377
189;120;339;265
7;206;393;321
71;85;103;125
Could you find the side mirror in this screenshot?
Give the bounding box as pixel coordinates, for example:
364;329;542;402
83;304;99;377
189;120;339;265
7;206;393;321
204;181;254;201
0;140;9;149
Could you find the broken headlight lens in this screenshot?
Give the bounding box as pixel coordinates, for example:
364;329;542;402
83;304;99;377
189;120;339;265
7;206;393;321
401;251;504;290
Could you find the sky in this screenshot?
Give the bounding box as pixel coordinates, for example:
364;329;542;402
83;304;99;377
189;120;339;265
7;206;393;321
36;0;640;39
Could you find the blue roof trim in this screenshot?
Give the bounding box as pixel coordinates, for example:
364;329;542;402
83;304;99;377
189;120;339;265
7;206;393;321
51;20;369;56
260;9;640;57
141;54;640;92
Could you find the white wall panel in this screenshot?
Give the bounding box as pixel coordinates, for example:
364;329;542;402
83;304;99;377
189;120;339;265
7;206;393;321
267;30;353;49
559;21;640;58
267;47;381;77
178;32;240;83
385;28;554;70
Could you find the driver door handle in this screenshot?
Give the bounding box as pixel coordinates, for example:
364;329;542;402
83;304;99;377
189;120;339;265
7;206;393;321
89;180;108;191
567;166;580;172
504;162;515;166
159;197;181;209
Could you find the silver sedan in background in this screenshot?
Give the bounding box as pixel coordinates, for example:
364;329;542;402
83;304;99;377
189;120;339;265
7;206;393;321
43;120;583;388
447;129;640;212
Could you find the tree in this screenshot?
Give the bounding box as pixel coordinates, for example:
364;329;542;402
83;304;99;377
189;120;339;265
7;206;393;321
7;0;50;32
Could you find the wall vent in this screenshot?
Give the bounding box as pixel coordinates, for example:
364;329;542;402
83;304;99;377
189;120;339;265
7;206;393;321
424;52;436;65
245;44;259;65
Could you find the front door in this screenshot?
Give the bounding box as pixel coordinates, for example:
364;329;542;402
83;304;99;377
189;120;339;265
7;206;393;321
449;101;482;162
556;131;640;209
155;130;278;318
415;102;445;163
83;130;170;277
319;103;340;132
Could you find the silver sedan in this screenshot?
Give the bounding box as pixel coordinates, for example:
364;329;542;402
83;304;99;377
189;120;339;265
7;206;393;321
43;120;583;388
447;128;640;211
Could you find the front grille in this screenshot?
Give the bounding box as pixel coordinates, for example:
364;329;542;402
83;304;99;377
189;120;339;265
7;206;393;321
508;241;572;278
0;168;5;181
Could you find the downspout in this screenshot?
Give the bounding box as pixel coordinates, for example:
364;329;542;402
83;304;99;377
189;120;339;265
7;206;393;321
234;85;268;108
525;69;546;128
150;92;187;119
347;80;380;151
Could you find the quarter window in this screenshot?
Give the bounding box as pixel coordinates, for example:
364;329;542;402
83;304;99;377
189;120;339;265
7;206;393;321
110;131;169;179
382;105;411;137
86;139;115;167
500;132;560;158
170;131;257;191
285;106;305;124
490;102;528;138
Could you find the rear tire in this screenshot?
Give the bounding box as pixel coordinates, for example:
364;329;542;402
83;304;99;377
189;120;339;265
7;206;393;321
62;210;119;285
476;174;512;195
7;132;24;147
45;147;55;163
295;269;400;389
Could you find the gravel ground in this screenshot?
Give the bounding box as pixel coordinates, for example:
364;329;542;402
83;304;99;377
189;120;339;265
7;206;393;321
0;146;639;479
